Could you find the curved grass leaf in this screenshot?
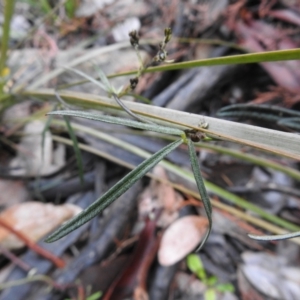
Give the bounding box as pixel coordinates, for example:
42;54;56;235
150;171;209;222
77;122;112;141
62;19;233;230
65;67;108;92
47;110;184;136
187;139;212;251
45;138;183;242
65;66;151;123
249;230;300;241
94;65;114;93
111;93;154;124
54;90;73;109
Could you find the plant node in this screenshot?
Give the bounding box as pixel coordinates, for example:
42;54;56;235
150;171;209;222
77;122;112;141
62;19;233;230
185;129;206;143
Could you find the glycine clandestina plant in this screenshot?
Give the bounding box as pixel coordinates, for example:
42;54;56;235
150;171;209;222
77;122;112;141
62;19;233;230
45;28;300;248
45;29;214;250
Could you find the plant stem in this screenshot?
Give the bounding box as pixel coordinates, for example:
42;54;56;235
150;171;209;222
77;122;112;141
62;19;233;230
0;0;15;94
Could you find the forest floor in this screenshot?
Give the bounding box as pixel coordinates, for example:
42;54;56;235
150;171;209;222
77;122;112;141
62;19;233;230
0;0;300;299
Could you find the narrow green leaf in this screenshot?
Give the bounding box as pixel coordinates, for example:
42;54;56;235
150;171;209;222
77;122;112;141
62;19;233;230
141;48;300;73
63;116;84;185
66;66;152;123
187;139;212;251
54;90;73;109
0;0;15;94
94;65;113;92
45;138;183;242
248;230;300;241
112;93;154;124
65;67;108;92
47;110;184;136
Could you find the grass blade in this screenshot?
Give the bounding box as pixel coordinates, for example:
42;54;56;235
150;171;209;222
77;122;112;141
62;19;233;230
187;139;212;251
28;89;300;160
66;66;153;124
63;116;84;185
45;138;183;242
111;93;154;124
0;0;15;93
65;67;108;92
47;110;184;136
112;48;300;75
249;231;300;241
94;65;113;92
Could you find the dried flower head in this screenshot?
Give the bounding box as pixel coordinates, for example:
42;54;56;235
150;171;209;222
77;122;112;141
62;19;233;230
129;30;139;47
130;77;139;90
164;28;172;44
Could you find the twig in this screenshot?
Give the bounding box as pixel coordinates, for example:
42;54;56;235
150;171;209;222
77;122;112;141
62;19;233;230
0;218;65;268
0;245;31;271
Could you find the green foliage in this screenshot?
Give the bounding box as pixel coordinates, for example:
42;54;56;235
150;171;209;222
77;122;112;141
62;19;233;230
40;0;52;14
187;139;212;251
87;291;102;300
186;254;206;282
64;0;78;19
216;283;235;293
187;254;235;299
0;0;15;96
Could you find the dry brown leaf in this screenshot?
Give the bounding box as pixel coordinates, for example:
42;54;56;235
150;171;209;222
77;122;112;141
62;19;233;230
0;202;82;249
9;120;66;176
139;166;183;228
158;216;208;266
152;166;179;213
0;179;29;207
